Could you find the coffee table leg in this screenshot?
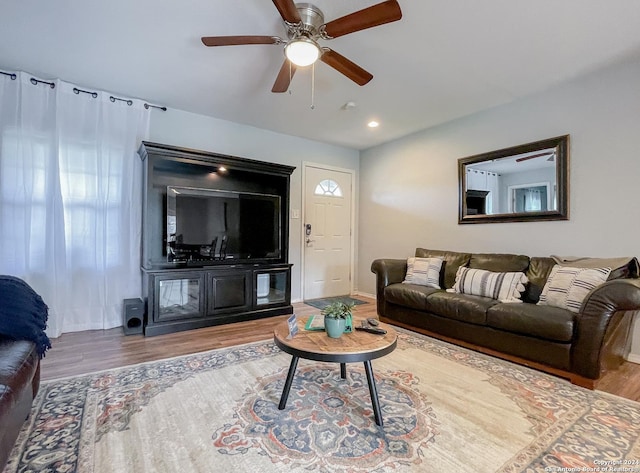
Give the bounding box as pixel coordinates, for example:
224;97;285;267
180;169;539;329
363;360;383;426
340;363;347;379
278;356;299;410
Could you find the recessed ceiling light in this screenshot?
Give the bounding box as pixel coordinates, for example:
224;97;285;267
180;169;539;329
368;121;379;128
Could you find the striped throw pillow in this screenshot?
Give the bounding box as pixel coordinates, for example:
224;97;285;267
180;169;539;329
538;265;611;313
448;267;528;303
403;257;443;289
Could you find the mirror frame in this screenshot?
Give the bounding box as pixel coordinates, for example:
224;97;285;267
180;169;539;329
458;135;570;224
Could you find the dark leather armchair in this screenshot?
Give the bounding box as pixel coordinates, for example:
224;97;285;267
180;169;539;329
0;276;50;469
0;337;40;468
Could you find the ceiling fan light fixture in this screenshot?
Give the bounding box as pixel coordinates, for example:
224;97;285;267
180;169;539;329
285;37;321;67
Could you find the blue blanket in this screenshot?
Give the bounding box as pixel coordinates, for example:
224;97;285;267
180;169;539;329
0;275;51;357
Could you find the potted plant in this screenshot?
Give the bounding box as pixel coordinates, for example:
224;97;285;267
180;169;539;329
322;301;354;338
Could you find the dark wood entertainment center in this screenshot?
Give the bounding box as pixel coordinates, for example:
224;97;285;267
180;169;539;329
138;142;295;336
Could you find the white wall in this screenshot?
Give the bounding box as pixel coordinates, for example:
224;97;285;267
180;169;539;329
147;109;360;302
358;57;640;356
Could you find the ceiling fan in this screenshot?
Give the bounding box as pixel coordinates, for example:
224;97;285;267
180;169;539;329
201;0;402;93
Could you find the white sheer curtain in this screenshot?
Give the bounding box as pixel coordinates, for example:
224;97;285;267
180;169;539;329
485;172;499;214
514;187;544;212
0;71;150;337
522;188;543;211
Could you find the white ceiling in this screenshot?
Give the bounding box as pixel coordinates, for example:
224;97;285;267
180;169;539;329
1;1;640;150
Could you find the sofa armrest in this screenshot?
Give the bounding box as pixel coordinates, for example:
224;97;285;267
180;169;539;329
572;278;640;379
371;259;407;317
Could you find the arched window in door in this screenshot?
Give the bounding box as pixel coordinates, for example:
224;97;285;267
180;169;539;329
314;179;343;197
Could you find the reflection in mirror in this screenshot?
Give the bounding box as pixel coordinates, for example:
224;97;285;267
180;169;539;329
458;135;569;224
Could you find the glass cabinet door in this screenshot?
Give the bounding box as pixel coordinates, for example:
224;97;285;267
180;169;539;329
155;274;205;321
255;270;289;306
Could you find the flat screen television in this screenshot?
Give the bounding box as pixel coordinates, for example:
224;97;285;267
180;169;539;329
166;186;282;264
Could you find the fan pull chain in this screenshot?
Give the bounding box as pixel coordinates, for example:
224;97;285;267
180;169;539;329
288;61;292;95
310;63;315;110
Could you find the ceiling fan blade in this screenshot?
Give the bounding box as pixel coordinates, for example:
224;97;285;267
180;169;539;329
201;36;281;47
320;49;373;86
272;60;297;93
272;0;301;24
515;152;555;163
322;0;402;39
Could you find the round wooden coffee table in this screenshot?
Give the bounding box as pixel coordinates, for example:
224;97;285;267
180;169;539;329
273;317;397;426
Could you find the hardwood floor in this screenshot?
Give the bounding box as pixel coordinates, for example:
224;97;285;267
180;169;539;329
40;297;640;402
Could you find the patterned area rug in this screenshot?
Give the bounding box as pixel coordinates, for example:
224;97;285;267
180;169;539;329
304;296;368;310
5;329;640;473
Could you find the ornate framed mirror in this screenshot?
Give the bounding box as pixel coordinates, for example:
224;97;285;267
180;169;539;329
458;135;569;224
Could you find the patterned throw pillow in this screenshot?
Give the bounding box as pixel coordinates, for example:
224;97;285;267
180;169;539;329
403;257;443;289
448;267;528;303
538;265;611;313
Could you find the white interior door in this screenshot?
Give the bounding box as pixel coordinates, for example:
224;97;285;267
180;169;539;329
303;165;353;300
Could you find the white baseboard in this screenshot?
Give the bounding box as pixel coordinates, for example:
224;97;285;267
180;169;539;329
353;291;376;299
296;293;375;303
626;353;640;364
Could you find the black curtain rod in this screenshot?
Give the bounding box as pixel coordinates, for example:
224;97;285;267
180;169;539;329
1;70;166;111
74;89;166;111
110;95;133;106
68;91;168;111
30;77;55;88
144;103;167;111
1;73;55;88
73;87;98;98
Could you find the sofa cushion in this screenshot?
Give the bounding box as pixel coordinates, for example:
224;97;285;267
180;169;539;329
403;257;443;288
469;253;530;273
538;265;611;313
415;248;471;289
449;267;528;303
425;292;498;325
523;257;556;304
385;283;440;311
550;256;639;280
487;303;575;343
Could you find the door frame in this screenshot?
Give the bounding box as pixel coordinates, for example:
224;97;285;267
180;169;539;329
301;162;356;301
507;181;553;213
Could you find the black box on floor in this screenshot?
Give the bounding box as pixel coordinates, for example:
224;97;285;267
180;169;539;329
123;298;144;335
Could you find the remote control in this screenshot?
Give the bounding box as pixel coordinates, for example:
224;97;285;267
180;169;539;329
355;326;387;335
366;318;379;326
